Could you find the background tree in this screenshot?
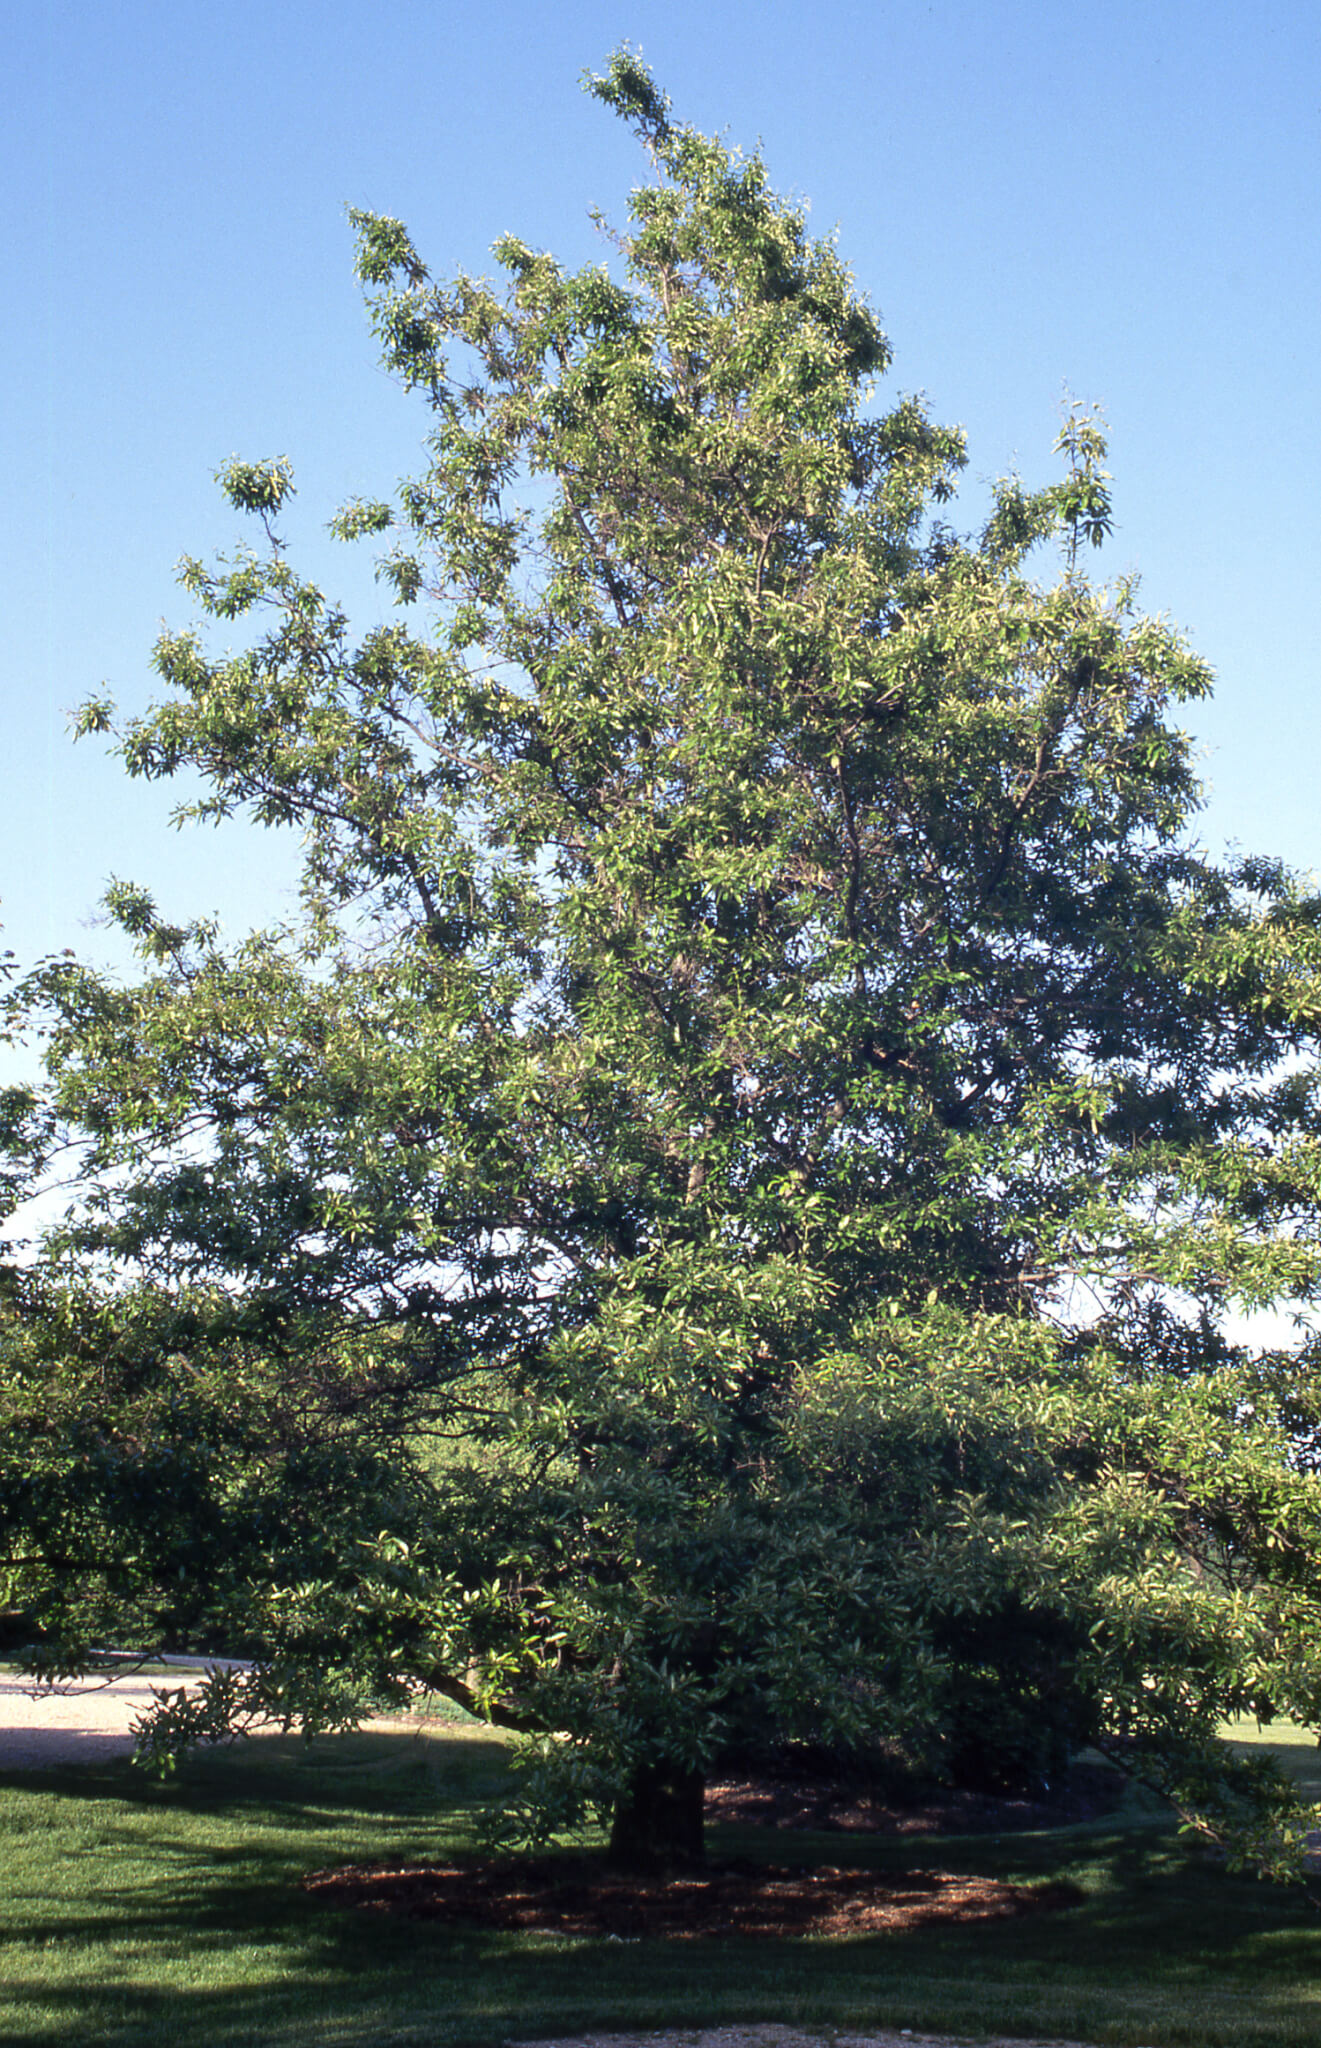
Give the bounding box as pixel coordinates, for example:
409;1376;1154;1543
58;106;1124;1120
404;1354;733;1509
7;50;1321;1872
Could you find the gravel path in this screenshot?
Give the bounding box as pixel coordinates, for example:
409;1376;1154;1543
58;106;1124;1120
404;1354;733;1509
0;1663;445;1770
0;1665;201;1769
511;2028;1110;2048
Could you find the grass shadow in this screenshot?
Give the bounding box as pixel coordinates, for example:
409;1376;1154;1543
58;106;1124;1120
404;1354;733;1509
2;1729;1321;2047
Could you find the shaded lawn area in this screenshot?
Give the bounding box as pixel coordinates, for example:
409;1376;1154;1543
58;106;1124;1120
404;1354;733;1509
1;1718;1320;2048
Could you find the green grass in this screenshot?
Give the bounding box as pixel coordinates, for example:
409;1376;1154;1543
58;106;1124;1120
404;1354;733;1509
2;1718;1321;2048
1224;1714;1321;1803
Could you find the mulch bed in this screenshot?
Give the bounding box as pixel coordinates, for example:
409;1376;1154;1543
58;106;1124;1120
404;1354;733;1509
704;1759;1126;1837
303;1757;1113;1937
303;1855;1085;1937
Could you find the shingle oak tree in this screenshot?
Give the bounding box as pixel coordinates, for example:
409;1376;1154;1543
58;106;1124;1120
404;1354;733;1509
9;52;1321;1873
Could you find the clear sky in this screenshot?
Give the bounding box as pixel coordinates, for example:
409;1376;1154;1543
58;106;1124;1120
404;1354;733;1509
5;0;1319;983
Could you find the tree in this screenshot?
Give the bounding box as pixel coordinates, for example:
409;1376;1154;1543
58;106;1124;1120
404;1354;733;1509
7;50;1321;1872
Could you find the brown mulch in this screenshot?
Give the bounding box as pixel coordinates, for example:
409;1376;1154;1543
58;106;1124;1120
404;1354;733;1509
303;1758;1113;1938
704;1759;1127;1837
303;1854;1085;1938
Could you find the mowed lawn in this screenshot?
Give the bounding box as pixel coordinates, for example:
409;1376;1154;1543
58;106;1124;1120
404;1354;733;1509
2;1712;1320;2048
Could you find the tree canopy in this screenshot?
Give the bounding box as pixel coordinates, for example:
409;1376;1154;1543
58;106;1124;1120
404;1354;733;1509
6;50;1321;1873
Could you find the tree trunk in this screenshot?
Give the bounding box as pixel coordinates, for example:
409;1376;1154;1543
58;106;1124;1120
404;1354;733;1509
607;1762;705;1870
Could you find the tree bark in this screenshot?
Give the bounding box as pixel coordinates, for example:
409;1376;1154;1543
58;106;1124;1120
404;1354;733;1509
607;1762;705;1870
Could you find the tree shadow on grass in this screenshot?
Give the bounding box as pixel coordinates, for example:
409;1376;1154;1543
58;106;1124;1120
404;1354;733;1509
3;1753;1321;2048
5;1858;1319;2048
0;1725;516;1823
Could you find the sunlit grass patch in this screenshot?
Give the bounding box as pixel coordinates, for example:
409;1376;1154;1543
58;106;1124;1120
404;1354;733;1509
1222;1715;1321;1807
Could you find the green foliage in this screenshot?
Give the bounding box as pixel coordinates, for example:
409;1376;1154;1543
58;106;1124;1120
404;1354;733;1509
7;50;1321;1873
216;455;295;518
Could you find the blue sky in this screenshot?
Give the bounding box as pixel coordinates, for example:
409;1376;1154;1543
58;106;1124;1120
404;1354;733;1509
5;0;1319;981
